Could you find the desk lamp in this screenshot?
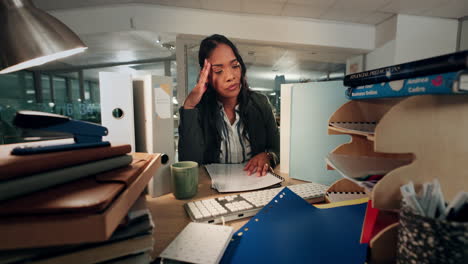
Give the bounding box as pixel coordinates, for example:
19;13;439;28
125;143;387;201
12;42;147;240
0;0;87;74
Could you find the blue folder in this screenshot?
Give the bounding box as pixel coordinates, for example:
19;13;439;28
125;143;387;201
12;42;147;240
220;187;368;264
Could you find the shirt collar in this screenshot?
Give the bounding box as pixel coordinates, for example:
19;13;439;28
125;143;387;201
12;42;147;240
217;101;240;112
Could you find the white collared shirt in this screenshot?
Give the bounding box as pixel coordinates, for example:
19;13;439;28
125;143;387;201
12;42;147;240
218;103;252;164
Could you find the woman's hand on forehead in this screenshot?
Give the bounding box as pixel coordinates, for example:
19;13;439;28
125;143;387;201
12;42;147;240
183;59;211;109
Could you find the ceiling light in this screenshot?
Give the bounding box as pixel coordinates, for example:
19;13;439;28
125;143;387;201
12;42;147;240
0;0;88;74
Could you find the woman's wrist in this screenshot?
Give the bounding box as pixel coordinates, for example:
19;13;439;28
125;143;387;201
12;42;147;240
183;101;196;109
265;151;273;165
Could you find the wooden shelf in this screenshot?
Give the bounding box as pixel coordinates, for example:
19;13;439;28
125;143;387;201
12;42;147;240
327;94;468;264
373;94;468;210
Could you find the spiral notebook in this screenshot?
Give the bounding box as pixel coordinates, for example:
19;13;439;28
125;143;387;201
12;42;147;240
326;191;368;203
205;163;284;193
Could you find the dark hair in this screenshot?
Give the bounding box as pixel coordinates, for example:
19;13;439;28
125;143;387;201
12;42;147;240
198;34;250;104
198;34;252;156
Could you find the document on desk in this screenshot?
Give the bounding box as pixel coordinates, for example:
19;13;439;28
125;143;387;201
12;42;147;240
205;163;284;193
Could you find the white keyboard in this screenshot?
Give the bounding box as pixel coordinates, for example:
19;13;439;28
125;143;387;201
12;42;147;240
184;182;328;224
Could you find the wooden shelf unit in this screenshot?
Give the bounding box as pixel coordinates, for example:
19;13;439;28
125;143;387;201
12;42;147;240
326;94;468;263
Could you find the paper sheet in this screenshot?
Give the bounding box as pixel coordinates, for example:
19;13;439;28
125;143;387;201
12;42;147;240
154;87;171;119
205;163;283;193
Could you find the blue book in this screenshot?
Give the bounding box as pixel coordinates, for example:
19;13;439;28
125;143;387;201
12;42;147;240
346;71;468;100
344;50;468;87
220;187;368;264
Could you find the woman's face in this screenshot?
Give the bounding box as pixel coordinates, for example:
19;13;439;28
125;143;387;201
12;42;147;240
207;43;242;100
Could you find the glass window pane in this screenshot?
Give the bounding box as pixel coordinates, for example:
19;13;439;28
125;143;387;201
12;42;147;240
53;76;67;103
23;72;35;103
41;74;52;102
0;72;23;100
84;81;91;101
91;82;100;103
71;79;81;103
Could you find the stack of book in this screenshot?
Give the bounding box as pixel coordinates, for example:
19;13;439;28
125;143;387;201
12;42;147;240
344;50;468;100
0;140;159;264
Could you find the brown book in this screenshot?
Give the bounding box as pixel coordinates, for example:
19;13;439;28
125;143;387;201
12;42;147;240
34;234;153;264
0;153;161;249
0;142;131;180
0;155;151;215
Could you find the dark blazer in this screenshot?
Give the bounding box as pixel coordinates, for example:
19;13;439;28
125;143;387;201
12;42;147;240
178;92;279;165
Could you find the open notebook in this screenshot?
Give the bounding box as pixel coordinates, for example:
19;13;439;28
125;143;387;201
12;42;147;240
205;163;284;193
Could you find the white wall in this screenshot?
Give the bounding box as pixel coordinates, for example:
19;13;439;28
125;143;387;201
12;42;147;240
50;4;375;51
460;19;468;51
365;40;395;70
365;14;458;70
365;16;397;70
394;15;458;64
375;15;397;48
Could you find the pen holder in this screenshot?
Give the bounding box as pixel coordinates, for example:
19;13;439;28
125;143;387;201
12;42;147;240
396;204;468;264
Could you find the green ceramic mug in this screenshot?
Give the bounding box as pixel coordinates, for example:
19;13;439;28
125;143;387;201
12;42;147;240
171;161;199;199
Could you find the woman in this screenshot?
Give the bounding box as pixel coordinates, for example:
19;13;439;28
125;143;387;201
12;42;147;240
178;34;279;176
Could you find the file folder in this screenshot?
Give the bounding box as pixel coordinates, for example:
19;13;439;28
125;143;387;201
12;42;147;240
221;187;368;264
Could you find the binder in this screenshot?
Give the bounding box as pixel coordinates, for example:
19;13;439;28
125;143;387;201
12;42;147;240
220;187;368;264
133;75;175;197
99;72;136;151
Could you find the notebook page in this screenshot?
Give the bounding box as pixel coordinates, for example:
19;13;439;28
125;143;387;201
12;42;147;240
205;164;283;193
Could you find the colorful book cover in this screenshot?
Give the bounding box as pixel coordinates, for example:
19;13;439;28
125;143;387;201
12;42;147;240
344;50;468;87
346;71;467;100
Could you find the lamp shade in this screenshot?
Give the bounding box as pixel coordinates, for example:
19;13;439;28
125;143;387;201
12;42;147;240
0;0;87;74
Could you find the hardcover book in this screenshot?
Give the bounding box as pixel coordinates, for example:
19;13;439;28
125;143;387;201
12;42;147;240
344;50;468;87
346;71;468;100
0;143;131;180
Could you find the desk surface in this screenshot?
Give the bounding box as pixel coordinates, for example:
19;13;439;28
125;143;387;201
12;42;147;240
146;166;308;258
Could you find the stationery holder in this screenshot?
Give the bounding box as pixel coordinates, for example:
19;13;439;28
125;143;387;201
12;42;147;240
397;203;468;264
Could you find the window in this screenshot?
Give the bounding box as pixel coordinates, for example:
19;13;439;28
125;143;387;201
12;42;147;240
0;71;102;144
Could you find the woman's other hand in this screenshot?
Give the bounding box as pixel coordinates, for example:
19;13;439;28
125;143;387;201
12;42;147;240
183;59;211;109
244;152;270;177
